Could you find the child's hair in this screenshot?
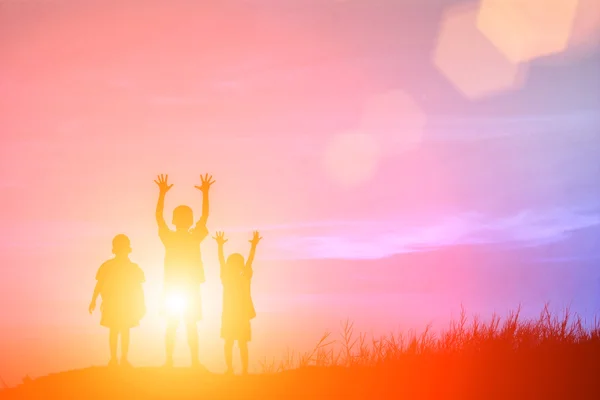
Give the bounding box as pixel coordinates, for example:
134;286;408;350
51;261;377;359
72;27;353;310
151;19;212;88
112;234;131;255
172;205;193;228
226;253;245;270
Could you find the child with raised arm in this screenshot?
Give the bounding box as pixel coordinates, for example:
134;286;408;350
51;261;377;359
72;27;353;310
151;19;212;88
214;231;261;375
154;173;214;368
89;234;145;368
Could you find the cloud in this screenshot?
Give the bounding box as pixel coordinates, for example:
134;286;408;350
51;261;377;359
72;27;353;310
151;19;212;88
270;207;600;260
427;111;600;142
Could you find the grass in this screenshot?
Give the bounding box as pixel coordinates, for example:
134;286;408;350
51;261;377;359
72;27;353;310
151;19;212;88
262;304;600;371
254;304;600;398
2;305;600;399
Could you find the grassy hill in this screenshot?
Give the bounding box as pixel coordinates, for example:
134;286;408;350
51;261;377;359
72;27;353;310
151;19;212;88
2;307;599;399
0;356;597;400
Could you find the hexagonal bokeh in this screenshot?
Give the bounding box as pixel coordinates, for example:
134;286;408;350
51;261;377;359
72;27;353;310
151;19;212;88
433;3;529;100
360;90;426;155
323;131;381;187
539;0;600;65
572;0;600;45
477;0;580;63
560;0;600;60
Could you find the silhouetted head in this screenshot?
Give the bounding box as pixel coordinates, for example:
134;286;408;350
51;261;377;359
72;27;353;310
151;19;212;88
172;205;193;230
112;234;131;256
226;253;245;272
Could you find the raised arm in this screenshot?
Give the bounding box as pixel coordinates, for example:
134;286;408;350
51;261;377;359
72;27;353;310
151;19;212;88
246;231;262;272
194;174;215;226
154;174;173;230
213;231;228;276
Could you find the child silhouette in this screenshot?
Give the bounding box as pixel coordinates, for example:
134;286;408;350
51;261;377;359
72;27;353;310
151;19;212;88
155;173;214;368
89;234;145;368
214;231;261;375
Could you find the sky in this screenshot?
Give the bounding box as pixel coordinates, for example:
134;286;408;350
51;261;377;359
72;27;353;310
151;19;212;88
1;0;600;385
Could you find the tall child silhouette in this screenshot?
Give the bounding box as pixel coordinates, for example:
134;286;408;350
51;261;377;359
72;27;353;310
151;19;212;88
214;231;261;375
89;234;146;367
155;173;214;368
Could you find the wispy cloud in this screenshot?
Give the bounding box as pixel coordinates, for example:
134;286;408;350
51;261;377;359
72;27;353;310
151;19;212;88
268;207;600;260
3;207;599;262
427;111;600;142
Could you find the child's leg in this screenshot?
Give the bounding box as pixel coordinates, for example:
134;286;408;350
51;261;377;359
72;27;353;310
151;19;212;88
224;339;234;373
120;328;130;362
109;328;119;363
165;317;179;366
239;341;249;375
185;321;199;366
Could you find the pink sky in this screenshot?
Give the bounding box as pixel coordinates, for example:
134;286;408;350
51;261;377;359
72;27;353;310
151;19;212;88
1;0;600;386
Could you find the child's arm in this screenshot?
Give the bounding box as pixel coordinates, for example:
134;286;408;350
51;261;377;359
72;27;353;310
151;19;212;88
135;263;146;284
154;174;173;231
213;231;227;277
89;265;106;314
89;281;102;314
245;231;262;274
194;174;215;226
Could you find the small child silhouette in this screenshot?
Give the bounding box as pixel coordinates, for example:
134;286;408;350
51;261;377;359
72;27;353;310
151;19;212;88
89;234;145;368
214;231;261;375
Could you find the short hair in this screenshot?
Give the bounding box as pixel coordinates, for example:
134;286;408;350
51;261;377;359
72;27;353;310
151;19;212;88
226;253;245;268
172;205;193;227
112;234;131;253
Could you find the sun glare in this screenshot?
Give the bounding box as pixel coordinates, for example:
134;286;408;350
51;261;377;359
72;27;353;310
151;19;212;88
165;293;187;317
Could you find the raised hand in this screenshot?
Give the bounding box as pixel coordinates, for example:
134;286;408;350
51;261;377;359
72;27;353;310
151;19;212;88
249;231;262;247
213;231;228;245
195;174;215;193
154;174;173;194
88;299;96;315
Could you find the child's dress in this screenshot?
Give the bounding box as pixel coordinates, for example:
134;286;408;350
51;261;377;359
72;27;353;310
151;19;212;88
96;258;146;329
221;267;256;342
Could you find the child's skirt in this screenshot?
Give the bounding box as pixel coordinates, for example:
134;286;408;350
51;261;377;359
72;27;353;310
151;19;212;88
221;315;251;342
100;288;145;329
221;276;254;341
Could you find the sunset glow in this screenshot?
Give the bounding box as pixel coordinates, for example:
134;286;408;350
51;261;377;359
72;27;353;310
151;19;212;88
0;0;599;390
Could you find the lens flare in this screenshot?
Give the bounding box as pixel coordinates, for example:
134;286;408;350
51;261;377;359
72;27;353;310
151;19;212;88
323;131;381;188
477;0;579;63
433;3;529;99
361;90;426;155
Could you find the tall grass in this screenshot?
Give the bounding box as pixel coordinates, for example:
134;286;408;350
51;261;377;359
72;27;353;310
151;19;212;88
260;304;600;373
